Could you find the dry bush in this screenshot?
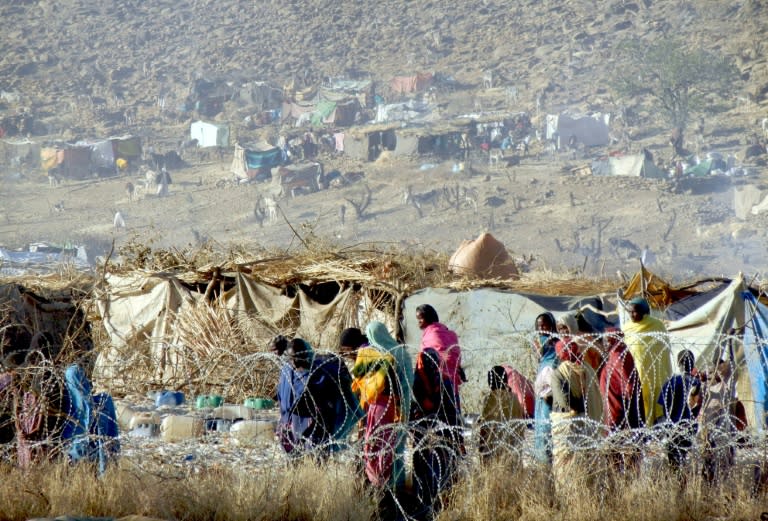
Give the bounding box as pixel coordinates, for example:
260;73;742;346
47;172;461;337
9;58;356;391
440;456;767;521
0;459;375;521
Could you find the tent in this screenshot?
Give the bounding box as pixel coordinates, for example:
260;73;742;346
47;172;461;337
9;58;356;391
1;138;41;169
546;113;610;147
684;159;712;177
40;145;92;179
389;73;434;95
590;154;667;179
238;81;283;110
231;142;282;180
402;288;613;409
448;232;519;279
343;123;401;161
93;270;395;387
619;272;768;433
190;121;230;148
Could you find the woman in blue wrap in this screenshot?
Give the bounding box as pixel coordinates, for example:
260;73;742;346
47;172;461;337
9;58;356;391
365;321;413;489
532;312;558;464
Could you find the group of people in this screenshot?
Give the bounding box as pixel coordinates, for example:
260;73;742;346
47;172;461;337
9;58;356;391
273;297;747;518
529;297;745;486
273;305;465;520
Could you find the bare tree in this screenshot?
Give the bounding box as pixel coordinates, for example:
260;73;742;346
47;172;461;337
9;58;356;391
344;184;372;221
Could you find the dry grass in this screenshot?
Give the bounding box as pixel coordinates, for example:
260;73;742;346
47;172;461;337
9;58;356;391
1;455;765;521
439;457;766;521
0;459;376;521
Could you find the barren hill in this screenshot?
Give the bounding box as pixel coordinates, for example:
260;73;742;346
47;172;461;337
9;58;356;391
1;0;767;280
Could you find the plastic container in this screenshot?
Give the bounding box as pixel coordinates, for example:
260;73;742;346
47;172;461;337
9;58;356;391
155;390;185;408
230;419;277;446
211;405;255;421
195;394;223;409
244;397;275;410
161;415;205;442
115;402;136;431
129;411;161;437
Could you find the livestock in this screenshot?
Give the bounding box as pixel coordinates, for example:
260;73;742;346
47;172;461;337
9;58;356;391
482;70;493;89
489;149;504;167
113;211;125;230
125;182;135;203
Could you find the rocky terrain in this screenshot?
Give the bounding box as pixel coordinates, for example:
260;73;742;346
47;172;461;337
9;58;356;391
1;0;768;281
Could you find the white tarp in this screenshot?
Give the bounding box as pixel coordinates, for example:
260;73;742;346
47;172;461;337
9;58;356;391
190;120;230;148
546;113;610;147
403;287;609;409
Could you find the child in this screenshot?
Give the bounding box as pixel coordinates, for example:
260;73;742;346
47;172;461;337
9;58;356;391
478;365;525;462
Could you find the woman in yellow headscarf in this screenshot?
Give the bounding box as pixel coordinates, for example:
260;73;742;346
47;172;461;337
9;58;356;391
621;297;673;426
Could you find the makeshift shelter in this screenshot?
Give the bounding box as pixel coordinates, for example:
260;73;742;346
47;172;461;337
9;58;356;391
343;123;401;161
403;288;614;409
1;138;41;169
40;145;92;179
231;142;282;180
93;266;398;388
590;154;667;179
619;271;768;433
389;73;434;95
448;233;519;279
684;159;712;177
546;113;610;147
190;121;230;148
238;81;283;110
272;162;322;197
0;279;94;364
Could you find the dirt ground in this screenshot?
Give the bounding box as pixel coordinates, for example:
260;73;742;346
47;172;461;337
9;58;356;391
1;143;765;281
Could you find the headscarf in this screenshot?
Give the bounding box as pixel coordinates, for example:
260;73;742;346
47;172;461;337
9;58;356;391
535;312;558;362
366;321;413;421
556;314;581;364
339;327;367;349
628;297;650;317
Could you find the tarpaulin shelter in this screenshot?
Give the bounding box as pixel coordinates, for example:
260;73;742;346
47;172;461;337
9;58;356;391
618;271;768;433
92;267;397;387
590;154;667;179
403;287;613;409
1;138;40;169
389;73;434;95
546;113;610;147
190;120;230;148
40;145;92;179
238;81;283;110
231;142;282;180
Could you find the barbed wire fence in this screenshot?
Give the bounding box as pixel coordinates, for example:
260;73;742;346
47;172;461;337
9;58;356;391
1;313;767;518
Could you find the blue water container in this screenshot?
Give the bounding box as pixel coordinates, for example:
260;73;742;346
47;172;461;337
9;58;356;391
155;390;185;408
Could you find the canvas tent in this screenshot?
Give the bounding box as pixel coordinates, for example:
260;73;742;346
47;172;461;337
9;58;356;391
619;271;768;433
448;233;519;279
2;138;41;170
389;73;434;95
590;154;667;179
231;142;282;180
93;270;395;387
402;288;613;409
190;121;230;148
546;113;610;147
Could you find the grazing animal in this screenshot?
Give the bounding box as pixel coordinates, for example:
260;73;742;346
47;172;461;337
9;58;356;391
47;171;61;187
144;169;157;192
482;70;493;89
263;196;279;223
489;149;504;167
113;211;125;230
125;181;135;203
